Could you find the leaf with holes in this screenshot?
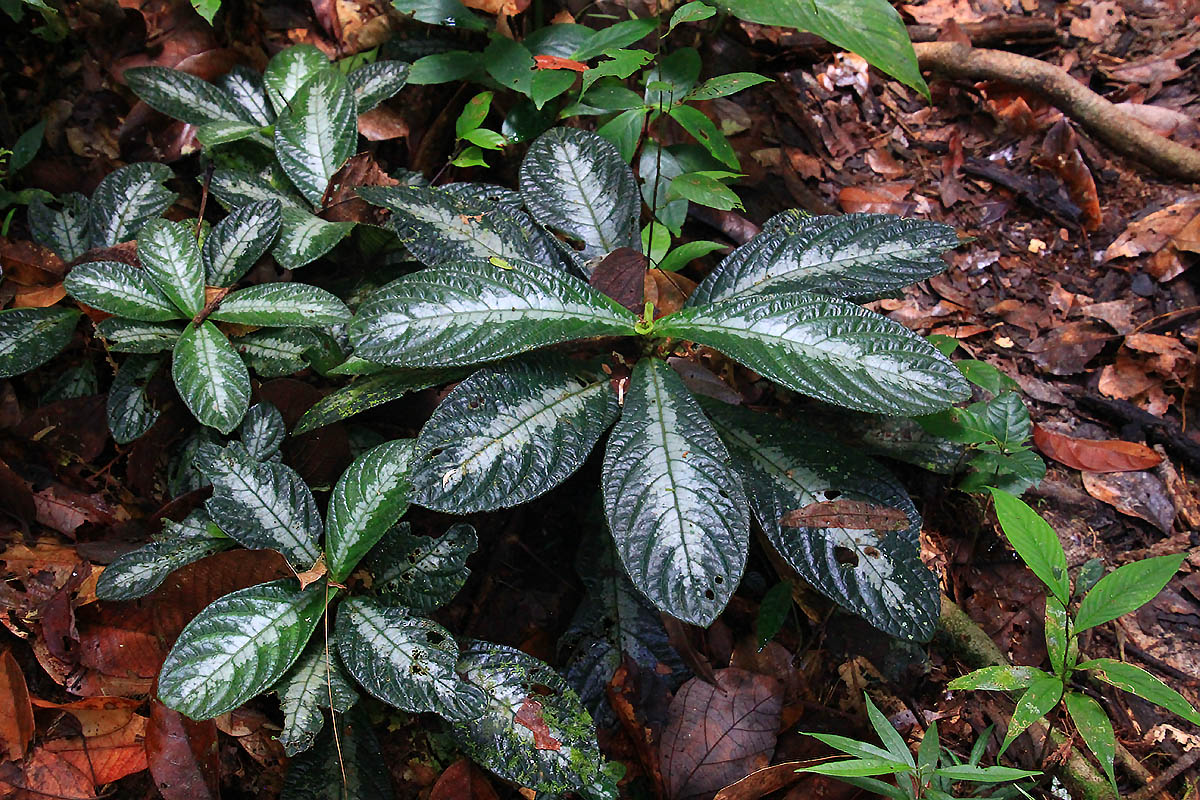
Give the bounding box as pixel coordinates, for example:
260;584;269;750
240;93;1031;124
158;579;327;720
196;442;321;567
239;402;286;462
275;68;358;205
173;321;251;434
350;260;638;367
107;355;163;443
349;61;410;113
0;307;79;378
453;640;608;797
203;200;282;287
88;162;176;248
96;318;186;353
95;511;232;601
704;400;939;641
264;45;330;116
274;208;354;269
65;261;184;321
336;597;485;720
28;193;91;261
657;290;968;415
368;523;477;612
125;66;249;125
139;219;205;316
357;184;556;267
273;640;358;757
518;127;639;263
602;359;748;626
282;707;393;800
325;440;415;583
232;328;319;377
210;283;350;327
689;211;959;305
294;367;468;434
410;356;618;512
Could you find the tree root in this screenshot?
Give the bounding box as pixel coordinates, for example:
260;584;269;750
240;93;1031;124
914;42;1200;184
935;595;1118;800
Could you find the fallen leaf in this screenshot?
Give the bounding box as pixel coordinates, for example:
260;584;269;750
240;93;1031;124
430;759;500;800
1126;332;1193;379
514;697;561;751
12;283;68;308
1082;471;1175;533
660;668;783;800
294;556;327;590
0;238;67;286
1104;196;1200;262
1025;321;1109;375
645;270;696;318
0;649;35;760
1069;1;1124;42
900;0;984;25
43;711;148;785
1034;425;1163;472
462;0;530;15
1098;357;1159;400
0;747;96;799
713;761;822;800
1034;121;1100;231
591;247;647;312
780;500;909;531
838;183;915;214
322;152;401;224
146;698;219;800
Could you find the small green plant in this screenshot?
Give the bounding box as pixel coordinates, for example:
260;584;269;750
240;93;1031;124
124;44;410;268
798;693;1040;799
951;489;1200;791
97;404;619;799
449;91;510;168
0;0;67;39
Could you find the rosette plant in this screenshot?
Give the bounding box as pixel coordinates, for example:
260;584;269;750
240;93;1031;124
344;127;972;639
97;403;618;800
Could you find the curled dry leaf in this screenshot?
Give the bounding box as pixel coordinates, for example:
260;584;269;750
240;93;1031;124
0;649;35;760
1034;424;1163;472
1034;120;1100;231
645;269;696;318
1082;471;1176;534
534;55;587;72
780;500;909;531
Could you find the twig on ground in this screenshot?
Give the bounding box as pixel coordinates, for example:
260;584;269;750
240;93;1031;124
1128;749;1200;800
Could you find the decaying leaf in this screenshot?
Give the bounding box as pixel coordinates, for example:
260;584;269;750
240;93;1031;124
0;649;35;760
1034;425;1163;473
779;499;910;531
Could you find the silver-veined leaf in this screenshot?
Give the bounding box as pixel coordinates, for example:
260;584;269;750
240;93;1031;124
0;307;79;378
336;597;486;720
138;218;205;316
275;68;357;205
64;260;183;321
196;442;322;567
274;208;354;269
88;162;176;248
210;169;307;210
280;707;392;800
601;358;748;626
357;183;556;267
158;579;327;720
657;291;969;416
273;640;358;757
368;523;476;612
325;439;415;583
124;66;250;125
349;260;638;367
454;640;609;796
96;318;185;353
204;199;283;287
519;126;639;263
173;321;251;434
95;510;232;601
230;328;319;377
239;402;286;462
218;65;274;126
410;356;618;511
703;400;939;641
293;367;469;434
348;60;409;113
107;354;162;443
688;211;960;305
264;44;330;116
195;120;269;148
28;193;91;261
211;283;351;327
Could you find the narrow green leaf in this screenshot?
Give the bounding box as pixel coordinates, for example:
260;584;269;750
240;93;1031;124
274;208;354;269
96;318;185;353
325;440;415;583
410;356;619;512
668;104;739;169
862;693;913;766
264;44;330;116
293;367;468;434
1064;692;1115;789
602;359;748;626
10;120;45;172
570;18;656;61
65;261;183;321
348;60;409;113
158;579;328;719
1045;597;1074;677
687;72;772;101
0;307;79;378
28;193;91;261
988;489;1070;606
796;759;912;777
173;321;251;434
1073;554;1185;633
107;355;162;443
948;665;1051;692
806;733;897;763
667;171;743;211
203;199;283;287
369;523;477;612
88;162;176;248
1000;675;1064;753
95;511;231;601
210;283;351;327
124;66;249;125
138;218;205;315
336;597;485;719
275;68;358;205
1077;658;1200;725
934;764;1041;782
273;641;358;757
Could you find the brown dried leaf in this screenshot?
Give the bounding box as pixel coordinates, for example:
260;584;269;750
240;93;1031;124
1033;425;1163;472
780;500;909;531
430;759;499;800
1082;471;1175;533
646;270;696;318
1104;196;1200;261
0;649;34;760
590;247;646;312
713;761;821;800
43;711;148;785
1034;121;1100;231
322;152;401;223
0;747;96;799
1025;321;1109;375
146;698;219;800
1098;357;1158;400
837;183;915;215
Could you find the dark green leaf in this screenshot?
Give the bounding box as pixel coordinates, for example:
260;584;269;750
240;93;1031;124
596;107;648;162
210;283;351;327
203;200;283;287
934;765;1040;782
570;18;656;61
273;641;358;757
275;68;358;205
239;402;286;462
530;69;575;110
796;759;912;777
217;65;273;125
581;48;653;95
274;208;354;269
368;523;477;612
406;50;482;85
88;162;176;248
1045;597;1074;677
281;706;393;800
1064;691;1115;790
325;439;415;583
668;2;716;33
107;355;162;443
28;193;91;261
173;321;251;434
686;72;772;101
644;47;700;109
391;0;488;30
124;66;249;125
1073;554;1185;633
666;171;743;211
988;488;1069;606
294;367;469;434
0;306;79;378
94;510;231;601
864;693;913;766
484;36;534;96
348;60;409;113
65;261;183;321
668;104;739;169
96;318;185;353
756;581;792;648
11;120;46;172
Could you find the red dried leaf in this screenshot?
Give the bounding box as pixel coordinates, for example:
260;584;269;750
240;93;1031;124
514;697;562;751
534;54;587;72
660;668;783;800
1034;425;1163;473
0;747;97;799
780;500;909;531
146;699;219;800
429;759;500;800
837;183;915;215
43;712;148;785
0;649;35;760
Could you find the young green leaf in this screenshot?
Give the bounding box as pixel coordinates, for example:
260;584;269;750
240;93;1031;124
88;162;176;248
65;261;184;321
667;171;744;211
325;439;415;583
658;240;725;273
668;104;739;169
138;219;205;316
348;260;639;367
1000;675;1064;753
173;321;251;434
96;318;186;353
657;291;969;416
107;355;162;443
263;44;330;115
238;402;286;462
686;72;772;101
947;665;1051;691
1064;691;1115;790
196;442;322;568
519;127;640;263
1077;658;1200;725
273;641;358;756
368;523;477;613
158;579;328;719
336;597;486;719
347;60;409;113
274;68;358;205
1072;554;1186;633
987;488;1070;606
0;306;79;378
602;359;749;627
1045;597;1074;677
210;283;351;327
933;764;1040;782
570;18;657;61
293;367;469;434
124;66;249;125
273;208;354;270
597;107;649;162
410;356;619;512
203;200;283;287
94;511;232;601
28;193;91;261
667;1;716;33
456;91;493;138
688;210;960;305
